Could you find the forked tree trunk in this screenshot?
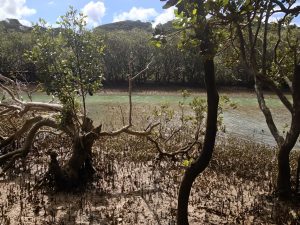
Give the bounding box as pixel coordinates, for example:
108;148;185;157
277;64;300;198
49;118;98;189
49;133;96;189
277;119;300;198
177;58;219;225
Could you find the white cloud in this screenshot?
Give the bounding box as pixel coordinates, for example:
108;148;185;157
113;7;158;23
48;1;55;5
82;1;106;27
152;7;175;28
19;19;32;26
0;0;36;20
112;6;175;28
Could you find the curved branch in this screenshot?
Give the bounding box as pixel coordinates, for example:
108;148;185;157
99;125;131;137
0;116;43;149
0;108;14;116
256;74;293;113
271;0;300;15
124;123;160;136
99;123;160;137
177;59;219;225
0;103;22;112
128;54;153;126
262;2;272;77
147;136;200;159
0;75;63;116
0;74;15;84
20;102;63;115
0;118;60;169
147;122;202;158
0;83;23;104
254;77;284;146
131;57;154;81
0;98;63;116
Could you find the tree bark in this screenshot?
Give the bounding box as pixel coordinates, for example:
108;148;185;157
49;133;96;190
296;156;300;194
277;119;300;197
0;116;43;150
49;118;98;189
277;64;300;198
177;58;219;225
277;145;292;197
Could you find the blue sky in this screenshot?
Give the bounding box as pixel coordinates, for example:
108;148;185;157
0;0;175;28
0;0;299;28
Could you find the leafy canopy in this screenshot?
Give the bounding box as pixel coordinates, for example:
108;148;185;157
25;7;104;115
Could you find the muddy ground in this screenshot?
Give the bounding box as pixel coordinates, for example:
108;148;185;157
0;135;299;225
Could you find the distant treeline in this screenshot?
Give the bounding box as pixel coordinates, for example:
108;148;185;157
0;19;253;87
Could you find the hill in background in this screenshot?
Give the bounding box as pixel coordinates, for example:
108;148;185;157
0;19;32;32
96;20;153;32
0;18;174;34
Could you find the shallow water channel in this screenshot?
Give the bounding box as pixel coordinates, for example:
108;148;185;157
29;91;300;148
223;111;292;147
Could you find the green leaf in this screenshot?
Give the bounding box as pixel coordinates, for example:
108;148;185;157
182;159;193;167
192;8;197;15
222;0;229;6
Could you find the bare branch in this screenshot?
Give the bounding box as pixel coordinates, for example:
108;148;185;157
99;125;131;137
0;74;15;85
256;74;293;113
124;122;160;136
0;118;61;172
0;83;23;104
128;53;134;126
0;76;63;116
131;57;154;81
251;5;265;57
262;2;272;77
0;116;43;149
235;22;247;63
128;53;153;126
0;108;13;116
271;0;300;15
0;103;22;112
147;136;200;159
254;77;284;146
20;102;63;115
99;122;159;138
